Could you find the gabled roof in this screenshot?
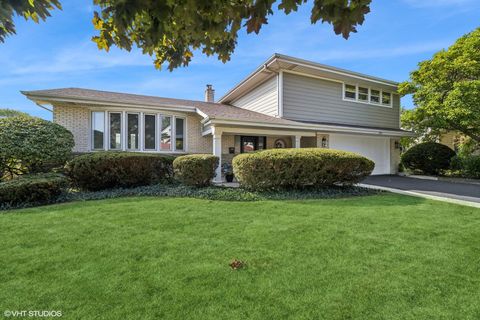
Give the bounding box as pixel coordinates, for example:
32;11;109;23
21;87;304;127
219;53;399;104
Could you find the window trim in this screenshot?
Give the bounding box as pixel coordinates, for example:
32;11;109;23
108;111;123;150
91;111;106;151
342;83;393;108
126;112;140;151
89;110;188;153
174;116;186;152
143;113;157;151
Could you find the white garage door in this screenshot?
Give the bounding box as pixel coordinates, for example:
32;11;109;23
329;134;391;175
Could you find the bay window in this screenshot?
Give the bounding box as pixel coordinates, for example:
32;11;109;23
91;112;105;150
91;111;186;152
109;112;122;150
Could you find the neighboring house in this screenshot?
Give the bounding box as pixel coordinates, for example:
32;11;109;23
22;53;414;182
439;131;466;152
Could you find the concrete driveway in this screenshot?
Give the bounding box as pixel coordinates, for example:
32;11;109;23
362;175;480;204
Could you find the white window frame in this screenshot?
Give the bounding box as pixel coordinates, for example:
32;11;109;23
91;111;106;151
159;114;173;152
89;110;188;153
174;116;186;152
143;113;157;151
108;111;123;151
342;83;393;108
126;112;140;151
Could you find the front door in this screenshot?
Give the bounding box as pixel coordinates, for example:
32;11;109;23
240;136;266;153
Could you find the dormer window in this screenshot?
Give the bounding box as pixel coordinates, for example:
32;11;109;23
343;83;393;107
344;84;356;100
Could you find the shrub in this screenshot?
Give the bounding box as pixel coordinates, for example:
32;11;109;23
232;148;374;191
173;154;219;187
0;173;67;208
401;142;456;175
65;152;175;191
453;155;480;179
0;116;74;177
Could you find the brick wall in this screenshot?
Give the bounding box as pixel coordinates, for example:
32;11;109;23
53;104;89;152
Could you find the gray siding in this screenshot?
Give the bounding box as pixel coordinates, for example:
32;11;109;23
231;76;278;116
282;73;400;129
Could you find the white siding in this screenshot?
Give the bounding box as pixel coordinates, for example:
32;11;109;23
231;76;278;116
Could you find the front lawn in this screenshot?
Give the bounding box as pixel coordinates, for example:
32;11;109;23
1;194;479;319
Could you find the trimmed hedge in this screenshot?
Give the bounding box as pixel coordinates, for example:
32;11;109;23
401;142;456;175
232;148;374;190
173;154;219;187
65;152;174;191
0;173;67;207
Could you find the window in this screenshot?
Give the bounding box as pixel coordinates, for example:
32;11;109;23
241;136;266;153
144;114;156;150
382;92;391;106
92;112;105;150
344;84;356;100
358;87;369;101
127;113;139;150
175;117;185;151
370;89;380;104
160;116;172;150
109;112;122;150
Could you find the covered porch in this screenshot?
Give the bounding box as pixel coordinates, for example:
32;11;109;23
207;125;325;182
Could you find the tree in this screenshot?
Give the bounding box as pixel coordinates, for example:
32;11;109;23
399;28;480;144
0;0;61;42
1;0;372;70
0;108;29;118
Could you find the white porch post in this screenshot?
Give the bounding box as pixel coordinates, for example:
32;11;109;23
212;127;222;183
294;135;301;148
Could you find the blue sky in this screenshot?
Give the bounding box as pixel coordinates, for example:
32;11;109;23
1;0;479;119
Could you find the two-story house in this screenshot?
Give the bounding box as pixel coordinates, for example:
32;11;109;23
22;54;414;182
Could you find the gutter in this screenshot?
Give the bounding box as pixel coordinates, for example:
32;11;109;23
22;93;197;113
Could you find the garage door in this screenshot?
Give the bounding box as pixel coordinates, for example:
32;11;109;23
329;134;390;175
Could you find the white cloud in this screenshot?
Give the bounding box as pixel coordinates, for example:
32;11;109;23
8;41;153;75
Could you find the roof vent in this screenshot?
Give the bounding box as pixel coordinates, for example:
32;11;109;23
205;84;215;103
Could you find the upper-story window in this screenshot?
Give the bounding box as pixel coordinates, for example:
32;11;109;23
344;84;356;100
343;83;393;108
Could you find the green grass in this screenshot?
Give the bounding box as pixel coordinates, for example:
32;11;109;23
1;194;479;319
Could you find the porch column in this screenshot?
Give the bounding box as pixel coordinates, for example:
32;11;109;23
293;135;301;148
212;130;222;183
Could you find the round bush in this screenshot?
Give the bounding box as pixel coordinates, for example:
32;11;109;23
65;152;175;191
0;116;74;177
232;148;374;191
401;142;456;175
0;173;67;208
173;154;219;187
